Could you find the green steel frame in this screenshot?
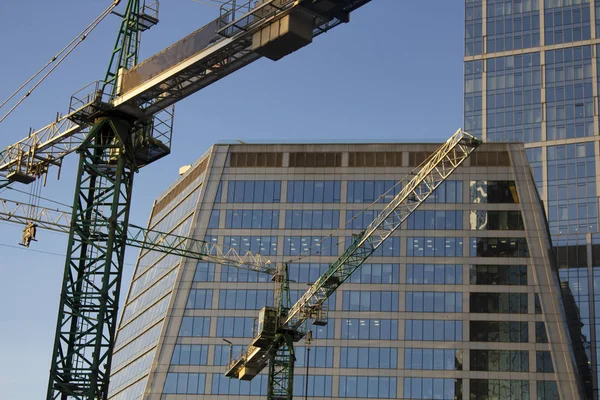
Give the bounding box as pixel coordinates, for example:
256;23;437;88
47;117;136;400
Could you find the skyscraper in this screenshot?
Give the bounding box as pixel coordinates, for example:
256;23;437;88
464;0;598;397
108;141;585;399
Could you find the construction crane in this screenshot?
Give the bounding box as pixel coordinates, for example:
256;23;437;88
224;129;482;399
0;1;374;398
0;197;273;272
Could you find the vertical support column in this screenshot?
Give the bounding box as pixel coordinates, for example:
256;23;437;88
47;118;135;400
267;336;295;400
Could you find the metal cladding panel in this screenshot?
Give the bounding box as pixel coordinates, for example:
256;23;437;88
120;18;223;94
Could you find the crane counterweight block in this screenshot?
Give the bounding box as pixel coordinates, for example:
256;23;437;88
224;129;481;384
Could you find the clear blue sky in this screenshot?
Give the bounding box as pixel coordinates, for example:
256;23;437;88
0;1;465;398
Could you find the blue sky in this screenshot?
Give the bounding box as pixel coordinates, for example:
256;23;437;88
0;1;465;398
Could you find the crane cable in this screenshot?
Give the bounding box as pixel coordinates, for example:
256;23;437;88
0;2;119;125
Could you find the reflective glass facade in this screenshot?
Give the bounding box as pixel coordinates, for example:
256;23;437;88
109;142;582;399
465;1;599;397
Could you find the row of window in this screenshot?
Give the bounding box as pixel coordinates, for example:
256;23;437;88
406;292;463;313
199;262;530;286
470;292;528;313
342;291;399;312
470;349;529;372
405;320;463;342
340;347;397;369
404;348;462;371
220;180;515;204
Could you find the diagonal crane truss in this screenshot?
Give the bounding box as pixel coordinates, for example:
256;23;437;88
0;197;273;273
224;129;482;400
0;0;374;398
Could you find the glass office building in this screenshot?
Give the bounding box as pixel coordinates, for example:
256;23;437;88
464;0;599;397
108;141;585;399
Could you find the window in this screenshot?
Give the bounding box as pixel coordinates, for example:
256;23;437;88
218;289;273;310
186;289;213;309
287;181;340;203
179;317;210;337
341;347;398;369
471;151;511;166
470;210;524;230
470;379;529;400
341;318;398;340
404;377;462;399
224;236;278;256
406;264;463;284
470;321;529;342
347;180;401;203
345;236;400;257
193;262;215;282
293;376;332;397
164;373;206;394
289;152;341;167
470;180;519;203
425;180;463;203
342;291;399;311
406;292;463;312
345;209;380;229
347;263;399;283
407;237;463;257
536;322;549;343
287;263;329;283
284;236;339;256
208;210;220;228
221;264;271;282
285;210;339;229
213;344;245;366
295;346;334;367
404;348;462;370
339;376;397;398
470;350;529;372
171;345;209;365
470;293;528;313
227;180;281;203
229;152;283;167
225;210;279;229
348;152;402;167
537;381;559;400
471;237;529;257
405;320;463;341
216;317;255;338
211;374;267;395
408;210;463;230
536;351;554;373
470;265;527;285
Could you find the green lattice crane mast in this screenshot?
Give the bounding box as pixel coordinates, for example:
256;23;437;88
225;129;482;400
0;1;375;398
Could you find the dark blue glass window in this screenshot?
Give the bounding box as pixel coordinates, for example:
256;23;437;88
470;292;528;313
164;373;206;394
537;381;559;400
179;317;210;337
340;347;398;369
404;348;462;370
406;264;463;284
213;344;245;366
218;289;273;310
406;292;463;312
225;209;279;229
544;2;591;45
486;0;540;53
471;349;529;371
293;376;332;397
407;210;463;230
465;60;483;138
342;291;399;311
295;346;334;367
216;317;255;338
424;180;463;203
470;379;529;400
470;321;529;342
193;262;215;282
211;374;267;395
465;2;483;56
341;318;398;340
347;180;400;203
345;236;400;257
287;181;340;203
220;264;271;283
171;344;209;365
284;236;339;256
285;210;339;229
405;320;462;341
407;237;463;257
227;180;281;203
348;263;399;283
208;210;220;228
186;289;213;309
470;237;529;257
339;376;397;398
224;236;278;256
404;377;462;399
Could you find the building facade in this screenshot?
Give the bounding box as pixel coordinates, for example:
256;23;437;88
108;141;584;399
464;0;600;397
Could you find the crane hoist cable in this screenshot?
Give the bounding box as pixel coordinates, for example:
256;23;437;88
0;2;118;124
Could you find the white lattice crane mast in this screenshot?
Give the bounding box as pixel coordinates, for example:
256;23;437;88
225;129;481;400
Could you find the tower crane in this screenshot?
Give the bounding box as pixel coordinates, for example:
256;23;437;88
224;129;481;399
0;0;374;398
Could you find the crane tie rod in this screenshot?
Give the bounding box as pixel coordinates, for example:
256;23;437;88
0;1;118;125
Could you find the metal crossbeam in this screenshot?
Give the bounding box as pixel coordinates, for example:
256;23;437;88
225;129;481;381
0;197;272;273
